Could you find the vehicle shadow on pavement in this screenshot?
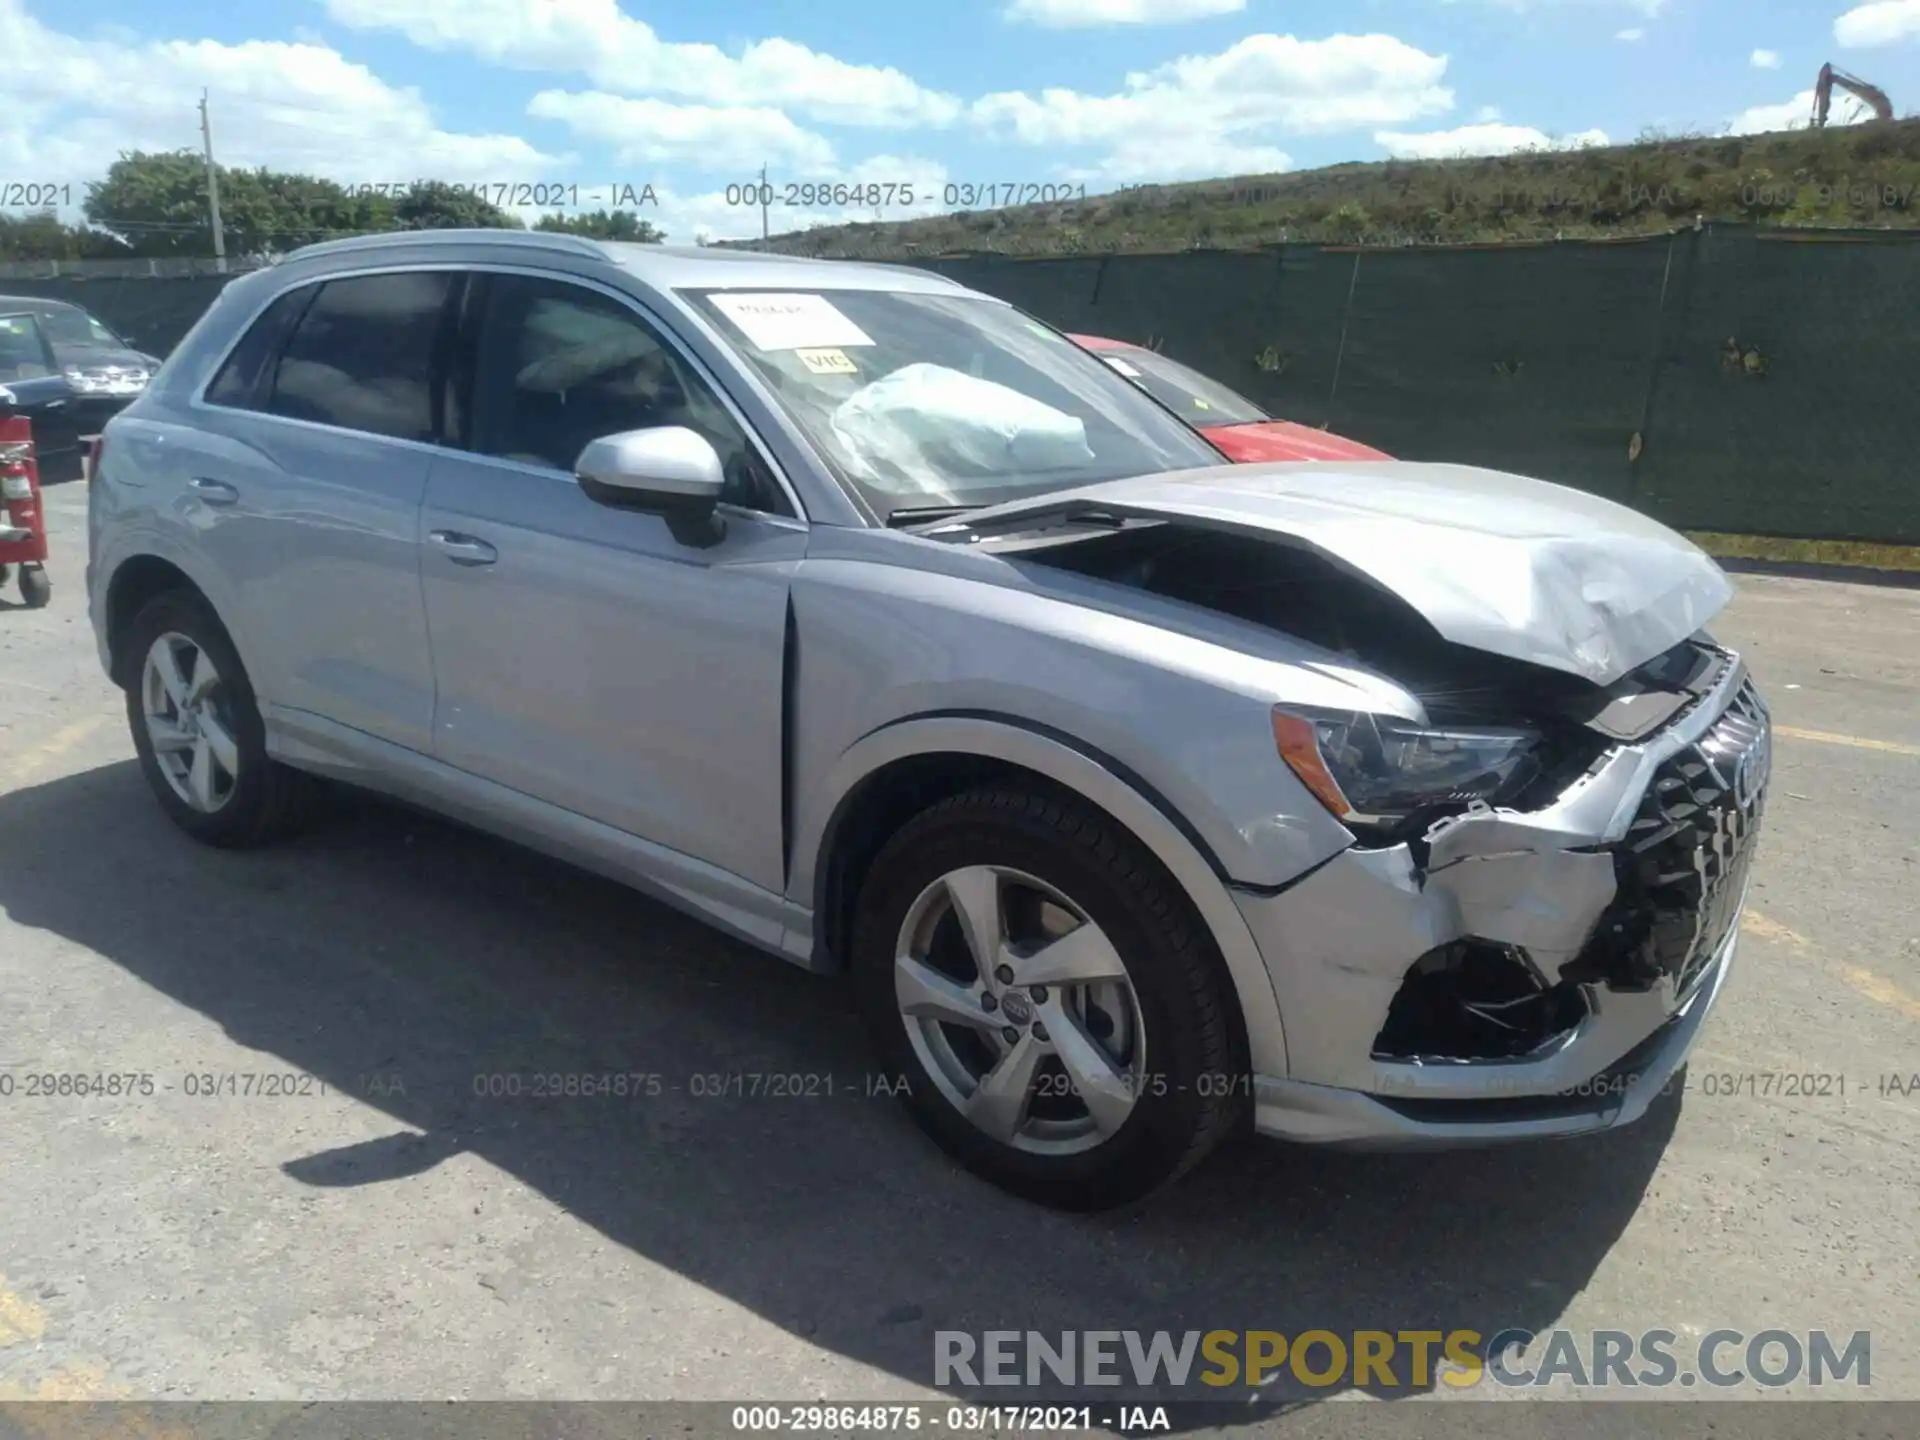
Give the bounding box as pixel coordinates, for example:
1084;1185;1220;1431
0;762;1680;1419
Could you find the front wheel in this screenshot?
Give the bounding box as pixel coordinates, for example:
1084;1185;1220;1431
18;563;48;608
851;786;1247;1210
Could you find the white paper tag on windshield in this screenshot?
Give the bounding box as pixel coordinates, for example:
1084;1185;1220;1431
1102;356;1143;378
710;293;874;351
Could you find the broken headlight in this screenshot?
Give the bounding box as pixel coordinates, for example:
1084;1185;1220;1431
1271;706;1541;828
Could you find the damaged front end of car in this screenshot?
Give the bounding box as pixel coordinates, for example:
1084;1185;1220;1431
935;463;1772;1146
1237;642;1767;1147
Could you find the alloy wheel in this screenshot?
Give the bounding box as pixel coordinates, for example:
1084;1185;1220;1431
141;631;241;814
893;865;1148;1155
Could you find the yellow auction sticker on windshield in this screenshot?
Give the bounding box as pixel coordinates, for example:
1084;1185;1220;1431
797;347;859;376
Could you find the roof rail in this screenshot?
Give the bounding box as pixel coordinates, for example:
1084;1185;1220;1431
279;229;610;264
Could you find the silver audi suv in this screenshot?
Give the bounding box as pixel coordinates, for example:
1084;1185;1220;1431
88;230;1769;1209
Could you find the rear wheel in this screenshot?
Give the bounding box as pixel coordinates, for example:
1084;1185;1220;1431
123;591;322;847
851;785;1246;1210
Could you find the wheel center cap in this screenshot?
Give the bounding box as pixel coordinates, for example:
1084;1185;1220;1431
999;989;1034;1025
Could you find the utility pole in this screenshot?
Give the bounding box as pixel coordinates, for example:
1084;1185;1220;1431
199;90;228;273
759;162;769;243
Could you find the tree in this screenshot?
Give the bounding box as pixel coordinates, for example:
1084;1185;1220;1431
81;152;522;258
0;211;134;262
394;182;523;232
85;151;233;257
533;209;666;243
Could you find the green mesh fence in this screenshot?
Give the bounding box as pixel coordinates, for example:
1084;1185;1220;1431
930;226;1920;544
0;274;236;359
1324;237;1676;502
917;256;1108;335
12;231;1920;542
1630;228;1920;543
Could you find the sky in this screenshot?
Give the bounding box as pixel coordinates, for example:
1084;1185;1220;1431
4;0;1919;245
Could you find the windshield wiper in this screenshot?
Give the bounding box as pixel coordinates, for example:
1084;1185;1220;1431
957;503;1136;536
885;504;984;528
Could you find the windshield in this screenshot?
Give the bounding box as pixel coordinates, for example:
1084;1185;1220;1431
38;307;124;348
683;288;1221;519
1094;347;1268;426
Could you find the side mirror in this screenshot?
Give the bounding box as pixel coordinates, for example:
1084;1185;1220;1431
575;426;728;545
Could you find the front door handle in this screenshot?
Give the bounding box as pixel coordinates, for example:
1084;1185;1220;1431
429;530;498;566
189;476;239;506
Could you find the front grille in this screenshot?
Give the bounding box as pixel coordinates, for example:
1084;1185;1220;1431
1567;680;1769;994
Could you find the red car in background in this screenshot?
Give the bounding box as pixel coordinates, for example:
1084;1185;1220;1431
1069;333;1390;463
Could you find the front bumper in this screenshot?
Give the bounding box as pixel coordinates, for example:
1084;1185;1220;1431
1251;925;1736;1147
1236;646;1767;1148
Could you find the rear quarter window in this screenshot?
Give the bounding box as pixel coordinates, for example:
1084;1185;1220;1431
203;285;318;411
265;272;455;442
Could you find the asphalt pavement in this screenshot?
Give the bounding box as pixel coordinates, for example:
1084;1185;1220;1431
1;476;1915;1421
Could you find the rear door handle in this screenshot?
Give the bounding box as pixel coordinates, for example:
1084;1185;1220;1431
429;530;498;566
189;477;239;506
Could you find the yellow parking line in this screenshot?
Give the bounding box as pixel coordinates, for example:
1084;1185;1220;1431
0;1360;117;1403
0;1277;47;1346
1742;911;1920;1023
1741;911;1809;948
1;712;109;785
1773;724;1920;758
1830;961;1920;1025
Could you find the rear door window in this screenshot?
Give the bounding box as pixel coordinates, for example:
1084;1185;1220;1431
267;272;455;442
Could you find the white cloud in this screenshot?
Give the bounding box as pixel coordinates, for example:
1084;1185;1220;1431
0;0;565;222
972;33;1453;165
1616;27;1644;40
1004;0;1246;26
1475;104;1503;121
1750;48;1781;68
1374;122;1608;159
1060;140;1292;187
1834;0;1920;47
1726;91;1815;135
527;91;835;173
323;0;960;128
966;33;1450;187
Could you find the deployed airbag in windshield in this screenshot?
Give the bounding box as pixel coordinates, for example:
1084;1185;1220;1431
830;362;1095;491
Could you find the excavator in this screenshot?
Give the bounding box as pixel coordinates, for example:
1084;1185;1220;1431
1812;63;1894;127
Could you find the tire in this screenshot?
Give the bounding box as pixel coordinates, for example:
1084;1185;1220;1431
851;785;1247;1210
122;590;323;847
19;564;49;609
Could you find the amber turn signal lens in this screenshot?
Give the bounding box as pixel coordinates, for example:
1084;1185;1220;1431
1270;708;1353;819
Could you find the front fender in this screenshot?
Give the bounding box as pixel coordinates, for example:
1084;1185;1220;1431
792;715;1291;1079
788;551;1361;891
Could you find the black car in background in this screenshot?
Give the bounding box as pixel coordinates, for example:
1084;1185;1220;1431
0;310;82;480
0;294;161;441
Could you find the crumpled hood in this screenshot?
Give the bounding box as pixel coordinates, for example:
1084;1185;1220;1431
948;460;1734;686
